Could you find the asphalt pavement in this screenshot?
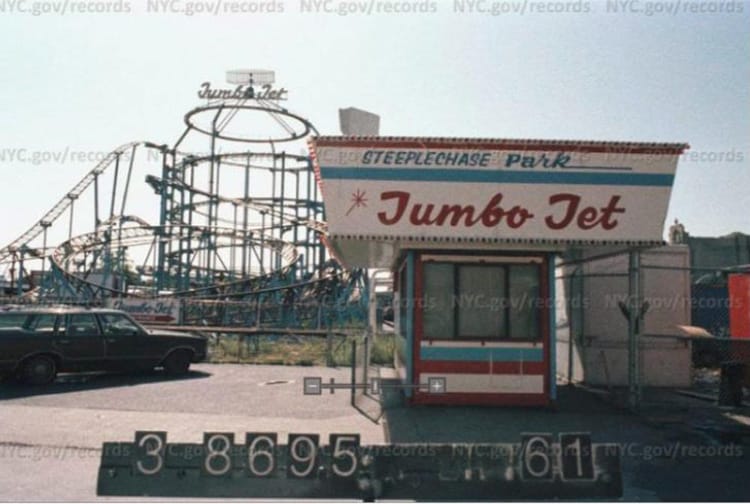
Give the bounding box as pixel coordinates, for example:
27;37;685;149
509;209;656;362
2;364;750;501
0;364;383;500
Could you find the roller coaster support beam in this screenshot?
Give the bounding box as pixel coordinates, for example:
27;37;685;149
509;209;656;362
156;149;170;292
17;250;25;297
242;156;250;277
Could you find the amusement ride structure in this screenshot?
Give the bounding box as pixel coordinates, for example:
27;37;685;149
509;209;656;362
0;70;367;327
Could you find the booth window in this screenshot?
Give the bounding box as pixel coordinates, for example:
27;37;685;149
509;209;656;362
422;260;541;340
423;263;456;339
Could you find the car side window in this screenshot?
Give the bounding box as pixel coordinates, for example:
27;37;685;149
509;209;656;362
0;313;28;328
65;314;101;337
26;314;59;334
99;314;141;337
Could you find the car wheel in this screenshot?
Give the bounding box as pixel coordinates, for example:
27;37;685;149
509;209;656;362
21;355;57;385
162;350;191;375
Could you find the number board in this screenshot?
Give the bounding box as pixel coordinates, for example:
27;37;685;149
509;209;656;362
97;431;622;500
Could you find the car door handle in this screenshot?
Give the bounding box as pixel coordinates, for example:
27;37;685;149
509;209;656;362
57;339;71;344
106;338;117;343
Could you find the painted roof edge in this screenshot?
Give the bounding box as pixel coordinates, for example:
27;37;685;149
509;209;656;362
310;136;690;154
328;234;667;247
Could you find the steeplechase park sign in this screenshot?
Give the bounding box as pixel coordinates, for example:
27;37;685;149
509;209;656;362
310;137;688;266
197;82;288;101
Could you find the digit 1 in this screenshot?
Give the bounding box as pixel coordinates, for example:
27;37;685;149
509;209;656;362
571;437;582;476
559;433;594;481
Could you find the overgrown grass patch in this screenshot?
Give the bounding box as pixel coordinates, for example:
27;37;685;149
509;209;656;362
206;330;391;368
370;334;396;366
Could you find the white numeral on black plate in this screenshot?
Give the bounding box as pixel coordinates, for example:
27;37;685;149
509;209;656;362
287;434;319;479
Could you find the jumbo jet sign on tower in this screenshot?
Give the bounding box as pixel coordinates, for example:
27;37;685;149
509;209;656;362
310;137;688;245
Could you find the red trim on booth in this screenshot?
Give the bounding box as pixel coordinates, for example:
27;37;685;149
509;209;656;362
411;392;550;407
417;360;546;375
413;253;424;385
540;255;550;398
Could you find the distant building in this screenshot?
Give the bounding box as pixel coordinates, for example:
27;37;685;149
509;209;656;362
687;231;750;283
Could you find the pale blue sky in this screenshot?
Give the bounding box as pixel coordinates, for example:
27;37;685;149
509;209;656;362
0;2;747;247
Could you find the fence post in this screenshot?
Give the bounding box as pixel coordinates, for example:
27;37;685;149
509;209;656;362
569;263;584;385
350;339;357;407
326;327;333;367
628;249;642;411
363;330;370;394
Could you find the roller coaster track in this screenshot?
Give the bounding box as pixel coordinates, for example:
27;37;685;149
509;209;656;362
0;91;364;325
147;174;326;232
0;141;162;266
0;142;328;299
47;223;300;296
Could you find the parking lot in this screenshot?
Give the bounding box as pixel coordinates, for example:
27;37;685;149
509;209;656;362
2;364;750;501
0;364;383;500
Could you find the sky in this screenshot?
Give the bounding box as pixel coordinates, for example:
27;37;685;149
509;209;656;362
0;0;748;252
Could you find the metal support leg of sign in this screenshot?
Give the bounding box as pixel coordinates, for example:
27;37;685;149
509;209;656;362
618;250;644;411
627;250;643;411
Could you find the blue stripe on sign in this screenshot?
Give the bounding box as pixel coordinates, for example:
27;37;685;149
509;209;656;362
319;167;674;187
420;346;544;362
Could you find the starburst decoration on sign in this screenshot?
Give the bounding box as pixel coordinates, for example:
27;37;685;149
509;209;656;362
345;189;368;216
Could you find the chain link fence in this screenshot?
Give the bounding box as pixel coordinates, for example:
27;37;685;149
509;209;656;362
556;245;748;395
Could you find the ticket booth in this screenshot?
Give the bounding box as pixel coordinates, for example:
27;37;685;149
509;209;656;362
310;137;687;406
393;249;555;406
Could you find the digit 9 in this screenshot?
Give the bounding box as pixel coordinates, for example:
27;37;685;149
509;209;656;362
287;434;320;479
